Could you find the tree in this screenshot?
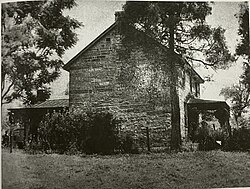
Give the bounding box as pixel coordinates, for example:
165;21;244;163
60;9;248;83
219;2;249;129
1;0;81;105
235;2;249;91
118;2;234;150
220;82;250;126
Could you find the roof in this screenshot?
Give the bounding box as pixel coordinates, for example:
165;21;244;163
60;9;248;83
30;99;69;109
63;19;204;83
182;58;204;83
188;98;230;110
8;99;69;110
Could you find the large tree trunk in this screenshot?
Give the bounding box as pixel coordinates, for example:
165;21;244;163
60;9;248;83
169;13;181;151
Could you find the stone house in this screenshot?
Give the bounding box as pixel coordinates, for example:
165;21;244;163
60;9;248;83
7;12;230;149
63;12;210;143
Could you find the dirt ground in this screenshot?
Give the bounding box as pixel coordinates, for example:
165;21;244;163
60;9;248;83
2;149;250;189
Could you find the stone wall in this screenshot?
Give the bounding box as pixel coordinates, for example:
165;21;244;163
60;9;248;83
177;64;202;139
68;24;201;146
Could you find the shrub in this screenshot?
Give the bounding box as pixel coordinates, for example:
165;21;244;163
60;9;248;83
34;109;120;155
224;127;250;151
119;132;139;154
84;112;120;155
193;121;224;151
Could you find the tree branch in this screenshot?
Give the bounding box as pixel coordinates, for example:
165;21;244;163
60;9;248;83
185;56;216;66
1;73;6;93
1;81;14;103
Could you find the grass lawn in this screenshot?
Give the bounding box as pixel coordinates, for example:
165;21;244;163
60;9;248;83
2;149;250;189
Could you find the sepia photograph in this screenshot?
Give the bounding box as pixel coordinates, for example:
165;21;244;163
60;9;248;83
1;0;250;188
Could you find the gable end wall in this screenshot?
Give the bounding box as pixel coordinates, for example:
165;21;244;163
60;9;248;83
68;25;202;145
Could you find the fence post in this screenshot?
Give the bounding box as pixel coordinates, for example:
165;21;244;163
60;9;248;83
10;129;13;153
146;126;150;152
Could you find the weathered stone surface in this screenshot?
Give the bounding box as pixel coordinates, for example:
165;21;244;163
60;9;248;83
67;23;202;146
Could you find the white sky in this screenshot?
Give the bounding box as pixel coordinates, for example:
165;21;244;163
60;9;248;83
50;1;245;103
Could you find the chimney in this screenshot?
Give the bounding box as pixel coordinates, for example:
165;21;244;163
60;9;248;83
37;89;49;103
115;11;124;21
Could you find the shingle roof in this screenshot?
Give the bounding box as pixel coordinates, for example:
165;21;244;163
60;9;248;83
30;99;69;109
8;99;69;110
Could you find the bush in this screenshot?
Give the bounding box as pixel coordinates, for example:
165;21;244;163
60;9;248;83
34;109;120;155
119;132;139;154
83;112;120;155
224;127;250;151
193;122;224;151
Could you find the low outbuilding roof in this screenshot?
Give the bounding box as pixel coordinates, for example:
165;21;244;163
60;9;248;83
30;99;69;109
8;99;69;111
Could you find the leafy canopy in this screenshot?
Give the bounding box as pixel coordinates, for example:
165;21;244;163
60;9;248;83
1;0;82;105
220;3;249;124
235;2;249;91
236;2;249;58
120;2;234;69
220;82;250;119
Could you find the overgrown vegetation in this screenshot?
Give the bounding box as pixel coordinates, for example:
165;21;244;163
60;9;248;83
224;126;250;152
27;110;120;155
23;109;173;154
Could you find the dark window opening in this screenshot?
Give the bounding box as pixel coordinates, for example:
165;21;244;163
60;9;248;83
106;38;111;43
190;75;193;92
195;82;200;97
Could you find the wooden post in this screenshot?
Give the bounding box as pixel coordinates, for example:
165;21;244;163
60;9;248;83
9;112;15;153
10;129;13;153
146;126;150;152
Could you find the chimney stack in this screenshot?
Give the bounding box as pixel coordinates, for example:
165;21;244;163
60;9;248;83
37;89;49;103
115;11;124;21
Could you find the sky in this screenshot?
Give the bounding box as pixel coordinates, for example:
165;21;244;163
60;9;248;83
49;0;245;103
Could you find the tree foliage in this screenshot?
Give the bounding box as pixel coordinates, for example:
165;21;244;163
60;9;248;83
235;2;249;91
120;2;234;68
220;82;250;125
236;2;249;59
1;0;81;105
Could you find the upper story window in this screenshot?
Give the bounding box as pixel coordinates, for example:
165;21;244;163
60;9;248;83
182;70;186;87
106;38;111;43
195;82;200;97
189;74;193;92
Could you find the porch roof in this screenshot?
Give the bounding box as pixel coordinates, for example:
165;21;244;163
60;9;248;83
8;99;69;111
187;98;230;110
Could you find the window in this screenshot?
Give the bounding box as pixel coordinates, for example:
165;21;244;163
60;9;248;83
106;38;111;43
181;70;186;87
189;74;193;92
195;82;200;97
